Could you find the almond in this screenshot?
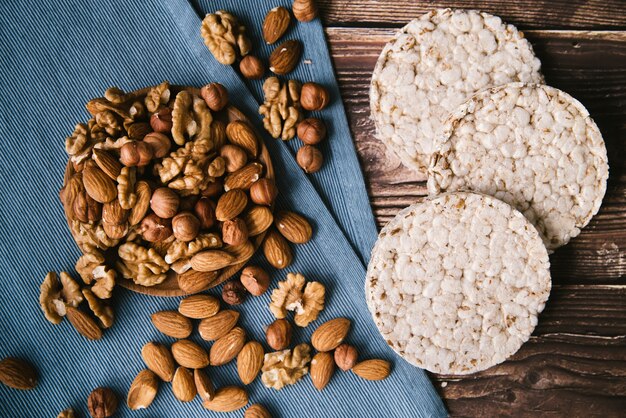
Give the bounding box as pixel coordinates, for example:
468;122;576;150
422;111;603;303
126;369;158;410
194;368;215;402
177;269;218;294
262;228;293;269
150;310;192;339
198;310;240;341
0;357;37;390
263;6;290;44
191;250;236;272
210;326;246;366
83;164;117;203
66;306;102;340
225;121;259;157
128;181;151;226
178;294;220;319
93;149;122;180
172;366;196;402
310;351;335;391
311;317;351;352
224;240;255;264
352;359;391;381
224;162;263;191
171;340;210;369
215;189;248;221
245;404;271;418
102;199;128;225
244;206;273;236
269;40;302;75
203;386;248;412
141;342;175;382
275;210;313;243
237;341;264;385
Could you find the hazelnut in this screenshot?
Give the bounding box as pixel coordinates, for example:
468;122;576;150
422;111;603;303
334;343;358;371
120;141;153;167
179;195;200;212
150;107;173;133
150;187;180;218
292;0;318;22
240;266;270;296
200;83;228;111
239;55;265;80
296;145;323;173
300;82;330;111
297;118;326;145
139;213;173;242
201;180;223;198
194;197;216;229
266;319;292;350
222;217;249;246
172;212;201;242
87;387;118;418
222;280;246;305
249;178;278;206
220;144;248;173
143;132;171;158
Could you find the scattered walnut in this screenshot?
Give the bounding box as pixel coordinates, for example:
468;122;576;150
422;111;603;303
59;272;84;307
76;249;106;284
261;343;311;390
39;272;64;324
117;167;137;210
91;265;116;299
269;273;325;327
82;288;114;328
57;408;75;418
145;81;171;113
117;242;169;287
259;77;302;140
171;90;213;146
165;233;222;264
201;11;251;65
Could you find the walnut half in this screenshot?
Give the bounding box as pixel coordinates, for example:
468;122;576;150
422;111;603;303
39;272;84;325
269;273;325;327
261;343;311;390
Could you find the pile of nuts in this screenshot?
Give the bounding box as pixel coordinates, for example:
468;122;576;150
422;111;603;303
200;0;330;174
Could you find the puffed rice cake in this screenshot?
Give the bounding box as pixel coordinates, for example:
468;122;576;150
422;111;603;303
365;192;551;374
370;8;543;172
428;83;609;251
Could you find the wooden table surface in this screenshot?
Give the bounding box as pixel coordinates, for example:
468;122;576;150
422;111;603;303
318;1;626;416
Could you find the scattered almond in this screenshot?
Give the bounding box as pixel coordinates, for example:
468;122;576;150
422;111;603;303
245;404;271;418
199;310;240;341
203;386;248;412
269;40;302;75
127;369;158;410
190;250;236;272
0;357;38;390
66;306;103;340
237;341;264;385
352;359;391;381
141;341;175;382
263;7;291;44
262;228;293;269
244;205;274;237
210;326;246;366
310;351;335;391
150;310;192;339
172;366;196;402
311;317;351;352
171;340;210;369
194;368;215;402
178;294;220;319
177;269;218;294
275;210;313;243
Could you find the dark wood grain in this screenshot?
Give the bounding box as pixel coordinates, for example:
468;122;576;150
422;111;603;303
327;28;626;285
318;0;626;30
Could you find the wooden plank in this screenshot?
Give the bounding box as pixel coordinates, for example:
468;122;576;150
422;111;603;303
326;28;626;284
318;0;626;30
432;285;626;417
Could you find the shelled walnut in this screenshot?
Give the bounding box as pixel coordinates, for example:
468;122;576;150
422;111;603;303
261;343;311;390
259;77;302;140
269;272;325;327
201;11;251;65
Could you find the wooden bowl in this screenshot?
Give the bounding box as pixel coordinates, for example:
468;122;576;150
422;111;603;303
62;87;273;297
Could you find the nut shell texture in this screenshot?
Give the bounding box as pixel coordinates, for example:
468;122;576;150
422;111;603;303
365;192;551;374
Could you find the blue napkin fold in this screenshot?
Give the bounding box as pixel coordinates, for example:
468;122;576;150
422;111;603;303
0;0;447;417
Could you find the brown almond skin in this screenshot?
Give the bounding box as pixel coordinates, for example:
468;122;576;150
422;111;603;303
127;369;159;410
275;210;313;244
262;228;293;269
0;357;38;390
269;40;302;75
66;306;103;341
172;367;196;402
311;317;351;352
177;269;218;294
171;340;210;369
263;6;291;44
240;266;270;296
215;189;248;221
225;121;259;157
190;250;236;272
141;342;175;382
83;164;117;203
194;368;215;402
93;149;122;180
178;294;220;319
244;206;274;237
198;310;240;341
150;310;192;339
334;343;358;371
224;162;263;191
203;386;248;412
266;319;292;350
210;327;246;366
237;341;264;385
352;359;391;381
245;404;272;418
310;351;335;391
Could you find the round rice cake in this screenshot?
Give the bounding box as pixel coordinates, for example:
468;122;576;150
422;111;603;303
428;83;609;251
365;192;551;375
370;8;543;172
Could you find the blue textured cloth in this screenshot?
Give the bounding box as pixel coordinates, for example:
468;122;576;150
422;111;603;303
0;1;447;417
